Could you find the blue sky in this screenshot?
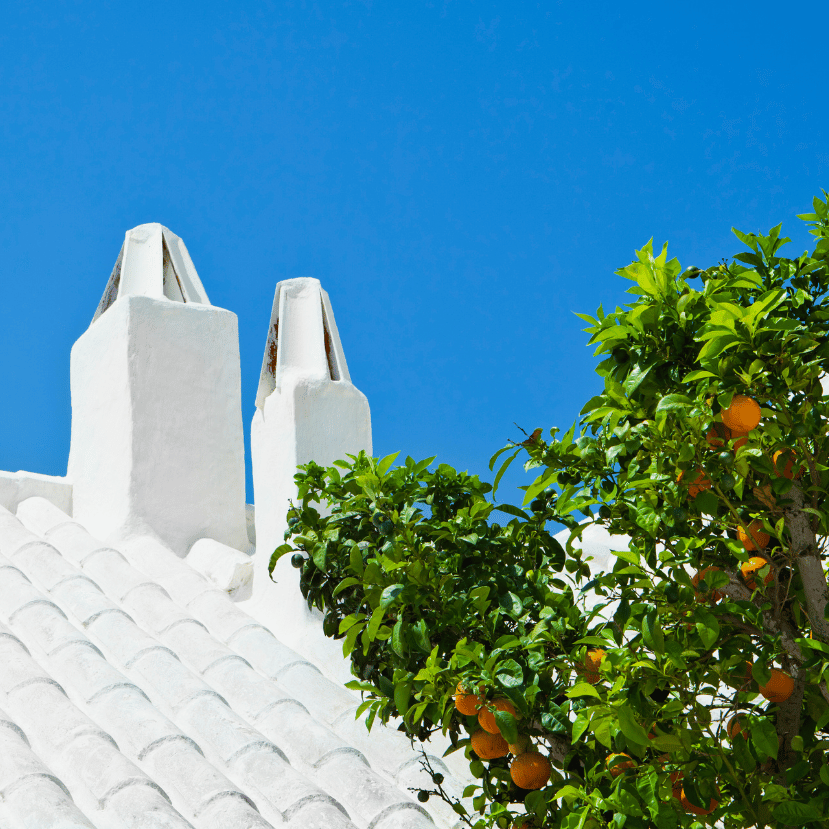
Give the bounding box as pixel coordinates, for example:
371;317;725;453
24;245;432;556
1;1;826;506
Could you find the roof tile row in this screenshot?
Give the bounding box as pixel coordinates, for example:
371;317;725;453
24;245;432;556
0;498;466;829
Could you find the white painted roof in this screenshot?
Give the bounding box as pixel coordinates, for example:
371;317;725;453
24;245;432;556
0;495;468;829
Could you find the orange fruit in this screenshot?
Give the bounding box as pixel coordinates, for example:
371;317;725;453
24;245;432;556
677;468;712;498
732;434;749;451
692;566;724;602
721;395;761;434
478;699;518;734
454;683;483;715
773;449;801;480
706;423;731;449
508;734;531;755
606;753;636;777
470;729;509;759
680;788;719;816
510;752;551;790
759;669;794;703
741;556;773;589
738;521;770;552
726;715;745;739
580;648;605;684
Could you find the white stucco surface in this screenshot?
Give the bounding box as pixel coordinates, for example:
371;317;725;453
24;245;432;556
243;278;373;681
0;496;464;829
187;537;254;598
69;294;248;556
0;470;72;514
0;225;468;829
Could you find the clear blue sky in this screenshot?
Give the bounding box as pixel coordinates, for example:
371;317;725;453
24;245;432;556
1;2;826;505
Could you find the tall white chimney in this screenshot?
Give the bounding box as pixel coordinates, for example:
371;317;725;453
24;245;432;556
67;223;249;555
245;278;371;659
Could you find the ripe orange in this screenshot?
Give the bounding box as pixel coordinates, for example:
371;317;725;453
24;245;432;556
510;752;552;790
478;699;518;734
606;753;636;777
692;566;724;602
470;729;509;759
508;734;531;755
680;788;719;816
706;423;731;449
721;395;761;434
580;648;606;684
741;556;773;589
454;683;483;715
738;521;770;552
773;449;801;480
759;669;794;703
677;468;711;498
726;715;745;739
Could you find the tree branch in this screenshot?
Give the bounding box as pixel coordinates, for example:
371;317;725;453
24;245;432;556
775;661;806;777
785;483;829;643
722;570;803;663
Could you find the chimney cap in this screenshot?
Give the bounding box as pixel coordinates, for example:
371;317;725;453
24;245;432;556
91;224;210;326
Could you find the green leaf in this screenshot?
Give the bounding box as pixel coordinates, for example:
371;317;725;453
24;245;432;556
493;503;529;520
753;718;779;760
498;591;524;618
338;613;365;635
522;467;555;506
524;790;546;818
680;369;716;382
571;711;590;742
312;541;327;571
614;548;640;566
380;584;404;609
494;709;519;744
623;362;655;395
731;733;756;773
495;659;524;688
342;622;364;657
412;455;437;474
394;679;412;715
636;768;659;819
553;784;585;801
616;705;650;746
366;606;385;641
566;682;601;699
492;447;522;495
268;544;293;577
642;610;664;655
377;451;400;477
333;577;361;596
771;801;822;825
694;610;720;649
412;619;431;653
391;617;407;657
649;734;683;752
592;714;613;748
655;393;693;424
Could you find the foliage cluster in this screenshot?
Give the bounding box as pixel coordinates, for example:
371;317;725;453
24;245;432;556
273;197;829;828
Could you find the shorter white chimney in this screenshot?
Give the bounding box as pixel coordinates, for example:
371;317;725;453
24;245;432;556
67;223;249;556
246;278;371;664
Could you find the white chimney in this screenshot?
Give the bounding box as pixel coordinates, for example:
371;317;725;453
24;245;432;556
67;223;249;556
245;278;371;659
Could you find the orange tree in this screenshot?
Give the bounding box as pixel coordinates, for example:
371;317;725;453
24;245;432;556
272;197;829;828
